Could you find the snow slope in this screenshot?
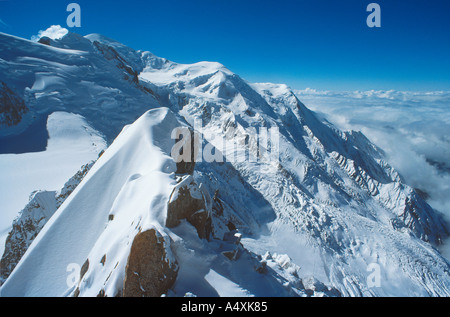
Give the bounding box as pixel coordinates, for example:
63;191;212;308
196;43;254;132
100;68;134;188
0;112;106;256
0;28;449;297
1;108;180;296
0;31;159;144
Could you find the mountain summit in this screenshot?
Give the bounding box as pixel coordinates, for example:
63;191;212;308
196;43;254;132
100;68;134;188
0;28;448;297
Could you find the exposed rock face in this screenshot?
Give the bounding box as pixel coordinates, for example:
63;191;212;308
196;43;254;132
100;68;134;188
166;175;212;240
56;162;94;208
92;40;158;99
396;190;448;245
221;230;244;261
331;150;448;245
93;41;140;84
123;229;178;297
0;81;28;128
72;258;90;298
0;190;57;285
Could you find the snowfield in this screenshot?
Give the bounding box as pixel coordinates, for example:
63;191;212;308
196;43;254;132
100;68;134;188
0;27;449;297
0;111;106;256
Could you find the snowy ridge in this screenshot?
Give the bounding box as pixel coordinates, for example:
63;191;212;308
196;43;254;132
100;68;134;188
0;29;449;297
1;108;182;296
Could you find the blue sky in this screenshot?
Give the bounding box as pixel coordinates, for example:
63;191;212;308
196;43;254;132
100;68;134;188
0;0;449;91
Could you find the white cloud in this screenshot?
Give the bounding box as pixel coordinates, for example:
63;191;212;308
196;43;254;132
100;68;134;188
31;25;69;42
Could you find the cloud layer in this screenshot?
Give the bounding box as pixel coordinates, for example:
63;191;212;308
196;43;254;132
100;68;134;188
295;89;450;220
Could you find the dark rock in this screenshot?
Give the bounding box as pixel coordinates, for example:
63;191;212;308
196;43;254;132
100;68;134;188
0;191;57;285
223;230;242;245
100;254;106;266
167;176;212;240
222;249;241;261
0;81;28;128
97;289;106;297
123;229;178;297
38;36;51;46
255;261;267;274
80;259;89;280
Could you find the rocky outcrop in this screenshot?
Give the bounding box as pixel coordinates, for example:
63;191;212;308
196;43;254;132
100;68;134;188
38;36;52;46
92;40;158;99
56;162;94;208
302;276;341;297
122;229;178;297
93;41;139;83
166;175;212;240
0;162;94;285
0;190;57;285
393;189;449;245
0;81;28;128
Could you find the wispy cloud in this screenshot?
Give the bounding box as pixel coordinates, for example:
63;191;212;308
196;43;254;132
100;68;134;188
0;18;9;29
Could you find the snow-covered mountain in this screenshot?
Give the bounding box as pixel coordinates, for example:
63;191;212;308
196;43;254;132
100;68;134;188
0;27;448;297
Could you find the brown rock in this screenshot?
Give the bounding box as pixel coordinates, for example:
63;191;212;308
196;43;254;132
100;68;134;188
122;229;178;297
80;259;89;280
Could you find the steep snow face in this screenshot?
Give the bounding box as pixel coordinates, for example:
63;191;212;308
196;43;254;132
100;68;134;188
0;29;449;297
0;108;181;296
0;161;94;285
